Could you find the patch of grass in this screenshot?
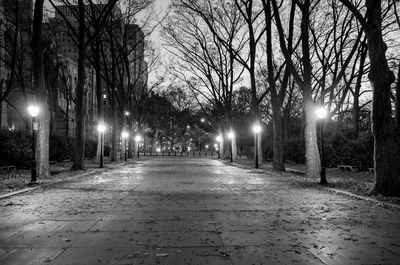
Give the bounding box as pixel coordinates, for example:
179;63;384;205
234;158;399;204
0;159;101;196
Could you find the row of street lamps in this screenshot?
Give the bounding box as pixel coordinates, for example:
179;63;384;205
214;105;327;181
215;124;262;167
97;123;142;168
26;104;328;184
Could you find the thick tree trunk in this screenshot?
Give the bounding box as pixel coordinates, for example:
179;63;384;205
134;133;139;157
272;104;285;171
395;63;400;130
65;99;70;137
71;0;86;170
110;99;118;162
128;117;134;158
304;99;320;179
94;39;104;164
265;0;285;171
298;0;320;179
231;135;237;162
32;0;50;179
364;1;400;196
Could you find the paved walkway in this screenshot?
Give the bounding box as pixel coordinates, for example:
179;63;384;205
0;157;399;264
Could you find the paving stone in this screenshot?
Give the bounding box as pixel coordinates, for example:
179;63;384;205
0;247;63;265
1;157;399;265
226;245;325;265
51;246;232;265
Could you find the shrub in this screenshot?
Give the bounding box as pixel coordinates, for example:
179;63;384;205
284;137;305;163
85;139;97;158
325;131;373;169
104;144;111;157
0;130;102;167
49;136;74;161
0;130;32;169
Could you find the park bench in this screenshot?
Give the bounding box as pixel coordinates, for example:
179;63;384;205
338;165;358;172
49;161;57;165
368;167;374;173
0;165;16;173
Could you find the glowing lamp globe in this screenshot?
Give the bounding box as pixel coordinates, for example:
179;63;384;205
97;123;106;133
121;131;129;139
316;107;328;119
253;124;261;133
27;105;40;117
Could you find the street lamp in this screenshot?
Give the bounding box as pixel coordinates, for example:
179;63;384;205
121;131;129;161
216;135;222;159
27;104;40;185
253;123;262;169
97;123;106;168
227;131;235;162
135;135;141;158
315;106;328;184
200;118;205;123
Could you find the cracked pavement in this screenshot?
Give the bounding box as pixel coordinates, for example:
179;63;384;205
1;157;399;264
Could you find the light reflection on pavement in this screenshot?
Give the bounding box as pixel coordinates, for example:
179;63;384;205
0;157;399;264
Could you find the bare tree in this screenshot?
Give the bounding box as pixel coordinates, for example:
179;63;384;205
0;1;31;130
49;0;118;170
271;0;362;181
164;0;247;160
31;0;52;179
339;0;400;196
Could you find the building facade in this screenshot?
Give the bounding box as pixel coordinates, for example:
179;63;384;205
0;2;147;148
0;0;33;131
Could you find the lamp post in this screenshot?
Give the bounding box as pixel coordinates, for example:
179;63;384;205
97;123;106;168
135;135;141;158
316;106;328;184
27;105;40;185
216;135;222;159
253;124;262;169
227;131;234;162
121;131;129;161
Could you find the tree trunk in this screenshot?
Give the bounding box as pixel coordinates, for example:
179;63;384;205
110;98;118;162
264;0;285;171
134;135;139;157
272;104;285;171
71;0;86;170
94;39;104;163
395;63;400;130
32;0;50;179
232;135;237;162
303;99;320;178
301;0;320;179
364;1;400;196
128;116;134;158
65;98;70;137
353;44;367;137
